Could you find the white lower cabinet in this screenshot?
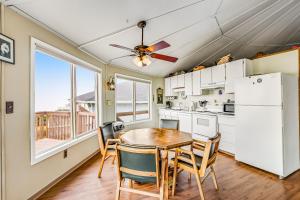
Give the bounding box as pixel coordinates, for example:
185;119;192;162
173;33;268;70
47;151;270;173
218;115;236;155
178;112;192;133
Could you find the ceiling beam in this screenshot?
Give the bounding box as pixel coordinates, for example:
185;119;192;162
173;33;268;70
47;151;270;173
2;0;36;6
192;0;296;67
78;0;206;48
9;5;107;64
244;1;300;46
221;0;281;34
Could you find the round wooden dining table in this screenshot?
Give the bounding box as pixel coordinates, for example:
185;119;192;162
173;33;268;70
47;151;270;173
120;128;193;200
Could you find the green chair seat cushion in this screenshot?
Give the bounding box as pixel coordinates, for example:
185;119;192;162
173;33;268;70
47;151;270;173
171;153;203;169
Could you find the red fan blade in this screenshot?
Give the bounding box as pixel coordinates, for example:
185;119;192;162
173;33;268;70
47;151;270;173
109;44;135;52
146;41;170;52
150;53;178;62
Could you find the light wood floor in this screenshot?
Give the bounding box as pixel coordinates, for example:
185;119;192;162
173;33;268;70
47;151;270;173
38;153;300;200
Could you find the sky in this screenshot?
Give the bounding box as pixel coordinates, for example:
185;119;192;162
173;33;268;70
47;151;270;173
35;51;96;112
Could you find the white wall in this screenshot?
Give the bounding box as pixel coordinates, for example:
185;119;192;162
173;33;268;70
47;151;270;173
0;7;163;200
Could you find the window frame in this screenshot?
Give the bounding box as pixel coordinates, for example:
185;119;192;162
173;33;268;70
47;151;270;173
115;73;152;125
30;37;102;165
74;65;99;137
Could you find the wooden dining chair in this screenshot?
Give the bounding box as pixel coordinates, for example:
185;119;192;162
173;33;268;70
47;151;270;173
115;143;163;200
97;122;121;178
160;119;179;130
171;133;221;200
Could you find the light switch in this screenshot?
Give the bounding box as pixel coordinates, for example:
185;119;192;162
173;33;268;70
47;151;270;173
106;100;112;106
6;101;14;114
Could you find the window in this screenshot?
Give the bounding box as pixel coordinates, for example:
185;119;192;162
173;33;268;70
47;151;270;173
75;66;97;136
115;74;151;124
31;38;101;164
34;51;72;155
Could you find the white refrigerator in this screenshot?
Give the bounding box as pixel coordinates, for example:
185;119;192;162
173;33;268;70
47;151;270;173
235;73;299;178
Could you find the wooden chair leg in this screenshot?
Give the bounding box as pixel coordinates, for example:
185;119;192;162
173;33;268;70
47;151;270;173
211;166;219;190
172;159;178;196
129;179;133;188
188;173;192;182
194;170;205;200
112;155;116;164
160;151;167;200
98;151;107;178
115;179;121;200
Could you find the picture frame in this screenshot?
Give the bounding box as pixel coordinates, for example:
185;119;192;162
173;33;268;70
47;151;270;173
157;87;163;104
0;33;15;64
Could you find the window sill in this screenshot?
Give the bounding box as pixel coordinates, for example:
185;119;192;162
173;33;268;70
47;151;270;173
124;118;153;126
31;131;98;165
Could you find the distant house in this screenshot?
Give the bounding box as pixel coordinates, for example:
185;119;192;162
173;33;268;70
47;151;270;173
76;91;96;112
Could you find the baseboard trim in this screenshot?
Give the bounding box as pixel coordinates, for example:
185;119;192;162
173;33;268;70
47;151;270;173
28;150;100;200
219;150;235;157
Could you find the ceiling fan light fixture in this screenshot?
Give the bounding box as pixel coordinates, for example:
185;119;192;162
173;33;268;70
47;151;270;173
133;55;151;67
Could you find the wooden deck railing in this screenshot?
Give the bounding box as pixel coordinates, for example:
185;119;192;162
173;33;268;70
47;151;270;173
35;111;96;140
76;111;96;135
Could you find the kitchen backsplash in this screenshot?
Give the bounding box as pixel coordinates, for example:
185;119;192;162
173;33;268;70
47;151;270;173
168;88;234;109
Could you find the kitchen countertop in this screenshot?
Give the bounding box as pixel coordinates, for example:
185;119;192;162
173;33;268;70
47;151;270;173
160;108;235;116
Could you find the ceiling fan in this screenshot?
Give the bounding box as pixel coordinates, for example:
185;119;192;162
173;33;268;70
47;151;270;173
109;21;178;67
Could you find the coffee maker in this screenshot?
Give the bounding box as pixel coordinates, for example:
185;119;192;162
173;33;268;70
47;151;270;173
166;101;173;109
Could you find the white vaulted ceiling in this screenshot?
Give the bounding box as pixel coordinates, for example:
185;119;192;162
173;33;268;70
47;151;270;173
5;0;300;77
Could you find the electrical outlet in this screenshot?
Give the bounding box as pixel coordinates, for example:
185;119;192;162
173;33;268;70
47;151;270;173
64;149;68;158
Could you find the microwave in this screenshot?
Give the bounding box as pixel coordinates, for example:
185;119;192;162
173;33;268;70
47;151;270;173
223;103;235;113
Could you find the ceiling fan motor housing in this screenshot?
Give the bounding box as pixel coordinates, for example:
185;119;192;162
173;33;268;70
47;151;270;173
137;20;146;29
134;45;149;56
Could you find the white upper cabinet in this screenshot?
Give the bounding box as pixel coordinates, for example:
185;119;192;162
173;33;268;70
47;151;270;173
200;68;212;88
171;76;178;89
226;59;245;80
201;65;225;88
165;58;252;95
225;59;253;93
192;70;201;95
177;74;185;88
165;77;172;97
212;64;226;84
184;72;193;96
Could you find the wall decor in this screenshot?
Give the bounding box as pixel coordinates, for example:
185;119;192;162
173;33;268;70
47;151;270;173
0;34;15;64
157;87;163;104
106;76;115;91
